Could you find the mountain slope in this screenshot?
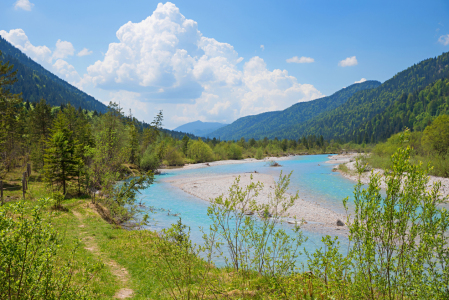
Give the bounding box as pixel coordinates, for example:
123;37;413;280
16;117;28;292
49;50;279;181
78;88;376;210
174;120;227;137
209;80;381;140
0;36;108;113
271;52;449;141
353;77;449;143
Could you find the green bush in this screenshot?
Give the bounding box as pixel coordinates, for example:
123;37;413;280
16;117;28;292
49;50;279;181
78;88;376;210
309;139;449;299
227;143;243;160
187;139;214;163
164;146;184;166
140;147;160;171
255;147;264;160
0;199;97;299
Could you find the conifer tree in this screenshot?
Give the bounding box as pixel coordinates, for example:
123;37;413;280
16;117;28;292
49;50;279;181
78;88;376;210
44;113;80;195
0;51;23;175
128;123;139;165
29;99;53;170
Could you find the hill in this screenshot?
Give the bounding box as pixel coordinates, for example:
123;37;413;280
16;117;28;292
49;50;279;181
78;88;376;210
270;51;449;142
0;36;108;113
209;80;381;140
354;77;449;143
174;120;227;137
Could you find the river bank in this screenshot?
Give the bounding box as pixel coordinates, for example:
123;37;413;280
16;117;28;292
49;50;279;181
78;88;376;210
166;170;349;236
327;153;449;199
158;156;295;172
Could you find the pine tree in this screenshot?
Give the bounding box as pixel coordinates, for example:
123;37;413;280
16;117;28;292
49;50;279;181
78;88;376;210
0;51;23;175
44;113;80;195
128;124;139;165
181;135;189;155
29;99;53;170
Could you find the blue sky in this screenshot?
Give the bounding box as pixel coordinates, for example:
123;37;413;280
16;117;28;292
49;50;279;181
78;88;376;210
1;0;448;129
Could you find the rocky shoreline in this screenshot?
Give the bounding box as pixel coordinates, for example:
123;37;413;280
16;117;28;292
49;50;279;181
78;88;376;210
165;171;349;236
327;154;449;200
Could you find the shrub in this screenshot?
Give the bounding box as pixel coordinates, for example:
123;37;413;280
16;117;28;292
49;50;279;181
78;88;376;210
255;147;264;160
164;146;184;166
140;147;160;171
187;139;214;163
227;143;243;160
309;136;449;299
0;199;97;299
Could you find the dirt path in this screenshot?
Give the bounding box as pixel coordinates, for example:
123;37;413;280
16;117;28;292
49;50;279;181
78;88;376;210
72;207;134;299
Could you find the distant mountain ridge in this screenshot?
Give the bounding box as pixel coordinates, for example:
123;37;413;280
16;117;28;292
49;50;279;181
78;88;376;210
174;120;227;137
275;51;449;142
208;80;381;140
0;36;108;113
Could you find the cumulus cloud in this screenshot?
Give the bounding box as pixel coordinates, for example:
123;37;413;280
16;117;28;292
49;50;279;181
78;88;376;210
438;34;449;46
85;2;322;127
52;39;75;59
339;56;358;67
77;48;93;56
0;28;52;63
286;56;314;63
53;59;81;83
0;29;81;85
260;45;264;51
354;78;367;83
14;0;34;11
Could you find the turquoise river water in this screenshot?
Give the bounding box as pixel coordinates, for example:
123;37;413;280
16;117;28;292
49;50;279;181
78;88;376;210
137;154;358;266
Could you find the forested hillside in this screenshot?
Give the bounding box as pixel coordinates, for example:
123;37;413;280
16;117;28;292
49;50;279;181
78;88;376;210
271;51;449;141
354;77;449;143
0;36;108;113
209;80;381;140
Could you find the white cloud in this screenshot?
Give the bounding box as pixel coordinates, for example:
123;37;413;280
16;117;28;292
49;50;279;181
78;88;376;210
14;0;34;11
0;29;81;86
438;34;449;46
286;56;314;63
354;78;367;83
260;45;264;51
52;39;75;59
52;59;81;83
77;48;93;57
85;2;323;128
339;56;358;67
0;29;52;63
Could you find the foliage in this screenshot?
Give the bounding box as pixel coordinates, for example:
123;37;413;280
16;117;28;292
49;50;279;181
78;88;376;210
102;171;154;223
187;138;214;163
140;146;161;171
0;51;22;176
43;112;80;195
227;143;243;160
152;218;218;299
311;139;449;299
206;172;306;279
355;77;449;143
0;199;96;299
421;114;449;155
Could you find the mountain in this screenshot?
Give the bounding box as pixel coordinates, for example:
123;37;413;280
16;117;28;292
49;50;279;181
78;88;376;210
272;51;449;142
353;77;449;143
174;120;228;137
0;36;108;113
208;80;381;140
